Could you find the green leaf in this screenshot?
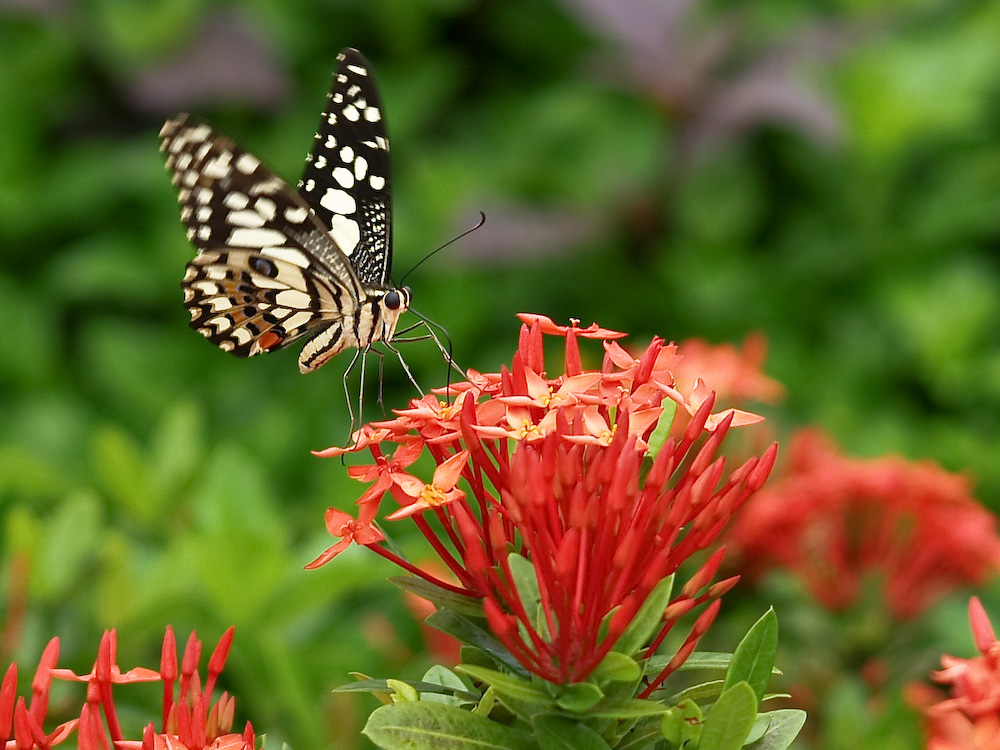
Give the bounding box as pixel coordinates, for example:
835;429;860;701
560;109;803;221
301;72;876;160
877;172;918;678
363;702;537;750
333;679;480;703
37;491;101;600
389;575;486;617
588;697;670;720
661;700;703;749
744;710;807;750
148;400;203;516
421;666;472;705
613;575;674;657
661;679;725;707
613;716;664;750
427;610;528;675
592;651;641;685
554;682;603;712
92;423;150;512
474;688;497;717
723;609;777;704
700;682;758;750
508;554;542;626
533;715;612;750
645;400;679;458
456;665;555;708
388;679;420;703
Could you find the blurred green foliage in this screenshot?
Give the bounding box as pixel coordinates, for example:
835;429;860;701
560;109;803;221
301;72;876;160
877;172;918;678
2;0;1000;747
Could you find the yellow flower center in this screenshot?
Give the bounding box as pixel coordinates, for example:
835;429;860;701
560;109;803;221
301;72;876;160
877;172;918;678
515;418;543;440
419;485;448;507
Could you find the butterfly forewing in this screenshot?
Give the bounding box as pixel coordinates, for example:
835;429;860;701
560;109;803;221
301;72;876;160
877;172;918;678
299;48;393;286
161;115;368;359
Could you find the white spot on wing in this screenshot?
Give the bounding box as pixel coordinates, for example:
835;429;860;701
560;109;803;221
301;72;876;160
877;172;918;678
369;175;385;191
275;290;313;309
330;215;361;255
320;188;356;215
224;192;249;210
227;209;265;228
236;153;260;174
254;197;277;221
332;167;354;188
284;311;315;332
283;205;310;224
231;328;253;345
228;227;288;247
203;152;233;179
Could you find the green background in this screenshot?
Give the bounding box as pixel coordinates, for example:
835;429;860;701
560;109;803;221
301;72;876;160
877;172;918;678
2;1;999;747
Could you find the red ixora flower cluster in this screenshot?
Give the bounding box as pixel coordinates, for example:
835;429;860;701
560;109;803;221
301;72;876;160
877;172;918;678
919;597;1000;749
1;627;252;750
310;314;777;687
727;429;1000;620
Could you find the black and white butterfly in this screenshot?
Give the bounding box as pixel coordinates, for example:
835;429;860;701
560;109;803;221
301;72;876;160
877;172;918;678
160;48;432;387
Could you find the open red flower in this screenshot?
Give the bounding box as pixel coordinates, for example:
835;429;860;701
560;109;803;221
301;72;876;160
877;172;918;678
727;429;1000;619
916;597;1000;749
312;314;777;685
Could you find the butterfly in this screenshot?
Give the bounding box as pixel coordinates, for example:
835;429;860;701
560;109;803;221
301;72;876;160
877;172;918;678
160;48;422;381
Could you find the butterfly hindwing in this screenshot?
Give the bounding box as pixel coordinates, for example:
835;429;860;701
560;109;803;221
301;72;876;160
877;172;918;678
299;47;393;286
160;114;367;358
181;250;340;357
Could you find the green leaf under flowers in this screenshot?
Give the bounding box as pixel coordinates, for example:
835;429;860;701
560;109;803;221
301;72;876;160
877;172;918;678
673;652;781;675
456;665;555;708
661;700;703;749
474;687;497;717
420;666;472;705
427;610;528;675
744;710;807;750
660;679;725;707
532;715;613;750
700;682;758;750
592;651;642;684
722;609;778;704
333;679;480;703
389;575;485;617
587;697;670;720
363;702;538;750
614;716;665;750
613;575;674;657
508;554;542;622
644;398;678;459
554;682;604;712
388;679;420;703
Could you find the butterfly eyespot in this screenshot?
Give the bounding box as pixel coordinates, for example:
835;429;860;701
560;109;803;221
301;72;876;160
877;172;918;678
250;256;279;278
259;329;285;351
384;290;401;310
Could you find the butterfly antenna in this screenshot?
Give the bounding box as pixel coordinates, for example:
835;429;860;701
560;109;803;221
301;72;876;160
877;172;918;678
397;212;486;287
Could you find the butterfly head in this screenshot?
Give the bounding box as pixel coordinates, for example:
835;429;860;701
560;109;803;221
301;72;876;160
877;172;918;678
383;286;411;312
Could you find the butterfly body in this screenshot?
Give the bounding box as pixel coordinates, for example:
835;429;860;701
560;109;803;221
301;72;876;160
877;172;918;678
161;48;409;373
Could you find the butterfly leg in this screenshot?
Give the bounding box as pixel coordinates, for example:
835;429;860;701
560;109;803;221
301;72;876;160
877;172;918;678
342;347;365;435
393;319;465;378
383;340;426;398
